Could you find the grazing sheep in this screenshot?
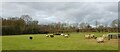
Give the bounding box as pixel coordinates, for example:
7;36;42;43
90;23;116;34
85;34;90;39
29;36;33;40
46;35;49;37
96;37;104;43
68;34;70;36
64;34;69;38
61;34;64;36
94;36;97;39
50;34;54;38
90;34;95;38
102;34;107;38
85;34;96;39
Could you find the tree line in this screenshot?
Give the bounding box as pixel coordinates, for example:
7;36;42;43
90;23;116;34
1;15;119;35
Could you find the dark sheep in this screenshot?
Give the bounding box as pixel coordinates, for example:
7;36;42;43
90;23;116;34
29;36;33;40
50;35;54;38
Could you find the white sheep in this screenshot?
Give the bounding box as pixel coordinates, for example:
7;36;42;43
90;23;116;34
45;35;49;37
85;34;90;39
85;34;96;39
61;34;64;36
96;37;104;43
102;34;108;39
64;34;69;38
90;34;95;38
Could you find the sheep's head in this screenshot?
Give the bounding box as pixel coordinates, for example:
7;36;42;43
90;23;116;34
94;37;97;39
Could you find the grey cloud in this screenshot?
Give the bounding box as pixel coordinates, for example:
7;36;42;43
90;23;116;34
2;0;119;2
1;2;118;25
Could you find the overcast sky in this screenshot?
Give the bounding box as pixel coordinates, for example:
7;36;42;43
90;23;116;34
0;2;118;25
1;0;119;2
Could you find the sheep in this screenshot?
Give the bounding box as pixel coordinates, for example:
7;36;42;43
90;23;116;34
45;34;54;38
29;36;33;40
90;34;95;38
61;34;64;36
64;34;69;38
94;36;97;39
68;34;70;36
85;34;90;39
96;37;104;43
45;35;49;37
85;34;96;39
102;34;108;38
50;34;54;38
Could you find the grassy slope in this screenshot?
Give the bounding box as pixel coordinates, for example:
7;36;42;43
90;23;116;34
2;32;118;50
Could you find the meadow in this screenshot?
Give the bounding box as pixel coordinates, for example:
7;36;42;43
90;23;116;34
1;32;118;50
0;36;2;51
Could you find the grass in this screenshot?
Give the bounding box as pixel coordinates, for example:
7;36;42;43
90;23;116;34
1;32;118;50
0;36;2;51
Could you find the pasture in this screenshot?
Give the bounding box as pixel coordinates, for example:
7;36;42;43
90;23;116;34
1;32;118;50
0;36;2;51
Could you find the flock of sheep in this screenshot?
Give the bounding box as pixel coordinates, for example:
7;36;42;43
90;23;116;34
45;33;70;38
85;34;108;43
45;33;111;43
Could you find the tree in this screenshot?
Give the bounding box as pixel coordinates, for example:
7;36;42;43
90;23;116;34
79;22;88;32
79;22;87;29
111;19;118;28
111;19;118;32
98;24;104;32
95;21;99;32
2;17;26;35
20;15;32;24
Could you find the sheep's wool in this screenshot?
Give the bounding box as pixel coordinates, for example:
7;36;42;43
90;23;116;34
96;37;104;42
85;35;90;38
61;34;64;36
90;34;94;37
65;35;68;37
46;35;49;37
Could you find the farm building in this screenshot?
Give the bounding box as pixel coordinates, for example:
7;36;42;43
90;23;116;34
107;33;120;40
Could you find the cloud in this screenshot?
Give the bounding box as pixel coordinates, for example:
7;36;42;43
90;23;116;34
1;2;118;25
1;0;119;2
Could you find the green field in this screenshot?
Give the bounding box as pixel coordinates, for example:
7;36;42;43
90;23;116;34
0;36;2;51
1;32;118;50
